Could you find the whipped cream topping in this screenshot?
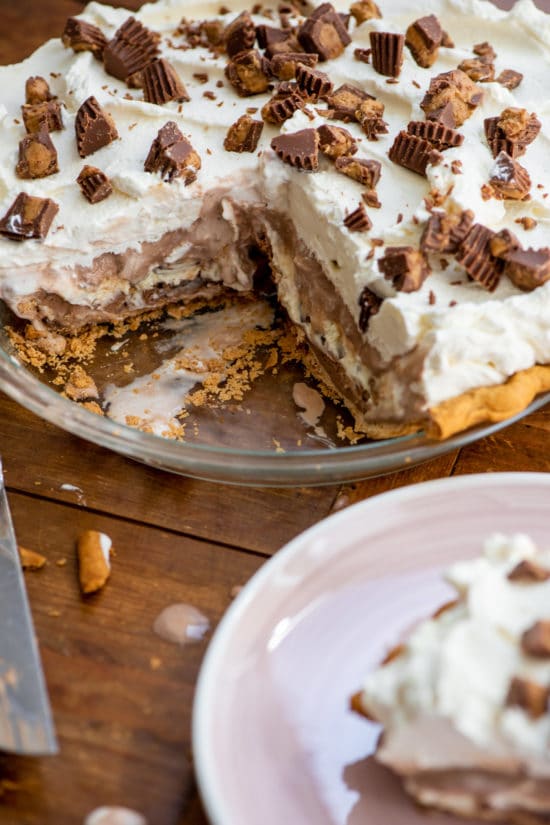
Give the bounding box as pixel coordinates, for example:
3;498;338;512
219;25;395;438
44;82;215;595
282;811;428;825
360;534;550;780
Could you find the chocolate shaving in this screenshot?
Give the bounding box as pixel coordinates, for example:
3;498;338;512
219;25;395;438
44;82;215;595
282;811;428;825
456;223;503;291
270;52;319;80
297;3;351;62
25;76;54;105
489;151;531;201
143;59;190;105
317;124;357;158
506;677;549;719
369;31;404;78
326;83;375;122
407;119;463;150
421;210;474;254
77;165;113;204
271;128;320;171
62;17;107;60
225;49;271;96
458;57;495;83
335;156;381;188
389;131;442;177
358;286;382;332
295;63;333;99
405;15;442;68
224;114;264;152
16;128;58;179
144;121;201;183
421;69;483;127
224;11;256;57
522;621;550;658
350;0;381;25
508;559;550;583
378;246;430;293
344;202;371;232
261;89;305;123
0;193;58;241
103;17;160;82
497;69;523;90
75;96;118;158
504;247;550;291
22;100;63;134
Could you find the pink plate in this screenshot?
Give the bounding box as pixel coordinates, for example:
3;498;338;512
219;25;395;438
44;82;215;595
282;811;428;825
193;473;550;825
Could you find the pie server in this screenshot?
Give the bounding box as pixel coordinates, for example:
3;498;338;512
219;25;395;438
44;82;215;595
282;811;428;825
0;458;57;754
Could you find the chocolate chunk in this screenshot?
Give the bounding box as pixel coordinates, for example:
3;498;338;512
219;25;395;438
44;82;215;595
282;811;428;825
407;119;463;150
297;3;351;62
295;63;333;99
354;47;371;64
270;52;319;81
335;156;381;188
421;69;483;127
22;100;63;134
103;17;160;82
489;151;531;201
506;677;549;719
389;131;442;177
62;17;107;59
362;189;381;209
504;247;550;291
344;202;371;232
77;165;113;204
350;0;381;25
224;11;256;57
143;59;190;105
458;57;495;83
497;69;523;90
317;124;357;158
224;114;264;152
261;89;305;123
522;621;550;658
358;287;382;332
25;76;53;105
356;100;388;140
369;31;404;78
405;15;442;68
489;228;521;260
326;83;375;122
508;559;550;583
225;49;271;96
456;224;503;291
271;128;320;171
421;210;474;255
0;193;58;241
144;121;201;184
474;41;496;61
378;246;430;293
16;128;58;179
75;97;119;158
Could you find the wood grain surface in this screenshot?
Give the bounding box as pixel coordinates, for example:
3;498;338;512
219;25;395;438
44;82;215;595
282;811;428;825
0;2;549;823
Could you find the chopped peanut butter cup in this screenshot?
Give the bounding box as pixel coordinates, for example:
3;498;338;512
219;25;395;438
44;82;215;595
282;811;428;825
489;151;531;201
77;166;113;204
522;620;550;657
335;156;381;188
103;16;160;82
326;83;375;122
504;247;550;292
369;31;404;77
271;128;320;171
317;124;357;158
298;3;351;62
25;76;54;105
456;224;503;291
389;131;442;177
356;100;388;140
16;129;59;179
224;114;263;152
225;49;271;96
508;559;550;582
378;246;430;293
295;63;333;99
261;89;305;123
0;193;58;241
421;209;474;255
459;57;495;83
350;0;381;25
75;97;119;158
358;286;382;332
489;228;521;261
22;100;63;134
497;69;523;90
144;121;201;184
421;69;483;127
270;53;319;81
62;17;107;59
506;676;549;719
143;59;190;105
344;202;371;232
224;11;256;57
485;108;541;158
407;120;463;151
405;15;442;68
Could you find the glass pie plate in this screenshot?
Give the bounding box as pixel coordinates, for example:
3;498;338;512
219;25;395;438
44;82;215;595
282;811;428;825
0;297;548;487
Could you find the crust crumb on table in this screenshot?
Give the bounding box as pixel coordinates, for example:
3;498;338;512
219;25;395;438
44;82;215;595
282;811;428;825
18;546;47;570
77;529;112;595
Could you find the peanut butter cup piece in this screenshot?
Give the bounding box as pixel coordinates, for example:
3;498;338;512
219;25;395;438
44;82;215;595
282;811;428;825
350;0;381;25
358;286;382;332
224;11;256;57
295;63;333;99
224;114;264;152
474;41;496;61
489;151;531;200
103;17;160;82
421;209;474;254
22;100;63;134
356;100;388;140
489;228;521;261
62;17;107;59
298;3;351;62
25;76;54;105
261;89;305;123
506;677;549;719
369;31;404;78
522;620;550;658
317;124;358;158
405;15;442;68
144;121;201;184
0;193;58;241
485;109;541;159
456;224;503;291
75;97;118;158
77;165;113;204
504;247;550;291
497;69;523;90
326;83;375;122
143;59;190;105
225;49;271;96
389;131;442;177
16;128;58;179
459;57;495;83
256;24;290;52
335;156;381;188
407;119;463;150
271;128;320;171
508;559;550;583
378;246;430;293
421;69;483;127
344;202;371;232
270;53;319;81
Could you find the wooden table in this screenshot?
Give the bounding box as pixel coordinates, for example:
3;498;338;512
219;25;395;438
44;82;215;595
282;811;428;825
1;3;549;822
